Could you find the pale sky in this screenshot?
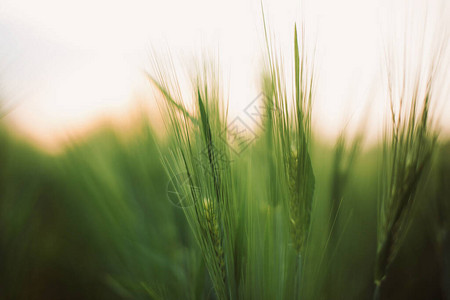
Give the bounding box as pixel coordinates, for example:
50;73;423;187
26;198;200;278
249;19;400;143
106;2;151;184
0;0;449;149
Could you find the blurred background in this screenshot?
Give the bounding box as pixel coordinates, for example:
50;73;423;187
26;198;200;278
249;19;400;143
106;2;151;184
1;0;448;150
0;0;449;299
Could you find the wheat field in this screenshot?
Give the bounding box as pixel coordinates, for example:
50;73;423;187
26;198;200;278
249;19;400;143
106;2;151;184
1;4;450;300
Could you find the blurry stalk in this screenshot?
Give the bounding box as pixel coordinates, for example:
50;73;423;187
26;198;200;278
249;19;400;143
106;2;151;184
434;143;450;299
373;38;443;300
323;130;362;298
261;72;279;207
329;132;362;235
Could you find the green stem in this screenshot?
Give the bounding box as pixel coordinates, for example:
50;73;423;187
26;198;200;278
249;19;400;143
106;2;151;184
373;282;382;300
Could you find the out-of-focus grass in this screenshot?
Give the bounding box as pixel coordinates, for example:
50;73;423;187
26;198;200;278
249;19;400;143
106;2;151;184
0;118;205;299
0;117;447;299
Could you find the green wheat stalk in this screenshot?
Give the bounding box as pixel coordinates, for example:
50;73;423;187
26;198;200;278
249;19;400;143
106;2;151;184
262;13;316;297
373;37;444;299
148;60;238;300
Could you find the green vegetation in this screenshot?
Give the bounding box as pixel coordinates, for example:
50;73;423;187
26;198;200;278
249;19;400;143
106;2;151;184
0;19;449;300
